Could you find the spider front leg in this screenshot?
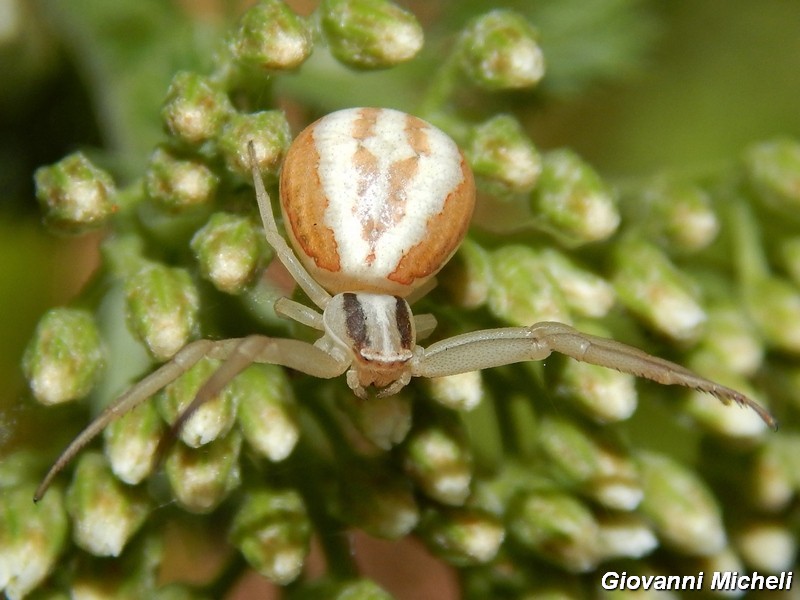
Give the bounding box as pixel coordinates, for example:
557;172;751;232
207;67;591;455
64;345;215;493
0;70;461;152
34;335;349;502
413;321;776;429
249;141;331;310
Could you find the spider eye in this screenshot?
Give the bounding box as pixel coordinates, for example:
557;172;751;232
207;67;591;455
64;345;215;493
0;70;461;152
329;292;416;367
358;346;414;365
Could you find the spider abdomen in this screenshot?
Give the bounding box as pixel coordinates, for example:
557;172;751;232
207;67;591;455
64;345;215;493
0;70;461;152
280;107;475;297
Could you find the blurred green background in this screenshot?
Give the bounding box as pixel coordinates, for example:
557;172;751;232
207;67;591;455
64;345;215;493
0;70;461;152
2;0;800;453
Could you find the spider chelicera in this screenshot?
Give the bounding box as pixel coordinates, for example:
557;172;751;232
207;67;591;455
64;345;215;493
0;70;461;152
34;107;775;502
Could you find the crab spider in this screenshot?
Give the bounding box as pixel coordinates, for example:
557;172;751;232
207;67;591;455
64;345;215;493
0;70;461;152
34;108;775;502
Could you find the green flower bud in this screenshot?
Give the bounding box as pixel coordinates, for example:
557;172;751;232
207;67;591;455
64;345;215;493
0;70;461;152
735;521;796;573
337;389;412;449
34;152;115;233
507;490;601;573
339;580;393;600
235;364;299;461
780;236;800;286
627;179;720;253
0;450;42;488
293;578;394;600
684;355;769;440
441;238;493;309
538;416;641;510
71;578;122;599
612;237;706;342
104;398;162;485
466;115;541;195
538;248;616;318
336;462;419;539
157;357;237;448
161;71;232;145
425;371;483;412
554;346;638;423
744;138;800;214
694;304;763;376
460;10;544;90
418;507;504;566
218;110;292;178
695;548;744;589
191;212;268;294
335;580;394;600
0;484;68;599
229;488;310;585
637;452;726;556
23;307;104;405
531;149;619;246
229;0;312;71
151;583;209;600
321;0;423;69
750;433;800;512
463;561;582;599
745;276;800;353
488;245;571;327
782;365;800;412
126;262;200;361
659;183;719;252
144;147;218;211
469;461;539;518
165;431;242;513
596;513;658;561
403;417;472;506
66;452;150;557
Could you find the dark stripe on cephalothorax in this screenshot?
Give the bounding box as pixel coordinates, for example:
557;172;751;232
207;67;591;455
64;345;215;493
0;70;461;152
394;296;413;350
343;292;369;350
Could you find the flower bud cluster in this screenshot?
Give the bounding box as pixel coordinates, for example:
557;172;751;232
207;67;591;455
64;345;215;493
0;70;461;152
15;1;798;598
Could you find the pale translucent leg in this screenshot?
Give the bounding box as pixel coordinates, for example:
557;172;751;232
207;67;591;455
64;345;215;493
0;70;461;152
274;297;324;330
346;368;367;399
377;372;412;397
276;297;436;340
34;335;349;501
414;321;776;428
248;141;332;310
158;335;345;457
414;313;438;340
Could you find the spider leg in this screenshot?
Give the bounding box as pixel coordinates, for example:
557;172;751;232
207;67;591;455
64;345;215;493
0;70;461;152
413;321;776;429
413;327;553;378
157;334;348;459
34;339;217;501
248;141;332;310
414;313;437;340
274;297;324;330
530;322;777;429
34;336;349;502
156;336;269;462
